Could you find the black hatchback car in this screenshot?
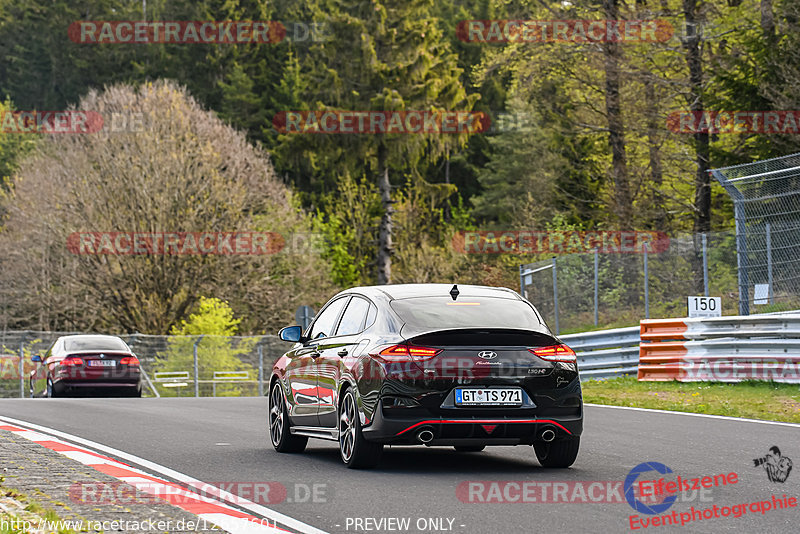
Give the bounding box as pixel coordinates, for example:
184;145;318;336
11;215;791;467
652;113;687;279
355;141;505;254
269;284;582;468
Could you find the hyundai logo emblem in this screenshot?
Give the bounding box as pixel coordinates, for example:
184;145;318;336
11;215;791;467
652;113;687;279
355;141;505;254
478;351;498;360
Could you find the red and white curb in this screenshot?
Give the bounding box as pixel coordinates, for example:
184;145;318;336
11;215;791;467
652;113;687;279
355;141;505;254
0;419;309;534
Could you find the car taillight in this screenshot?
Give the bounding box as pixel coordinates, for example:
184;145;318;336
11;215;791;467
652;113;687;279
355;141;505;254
120;356;139;366
374;344;442;361
60;358;84;367
529;344;577;363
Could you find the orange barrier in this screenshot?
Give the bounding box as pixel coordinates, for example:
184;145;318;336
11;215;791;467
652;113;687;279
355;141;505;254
638;319;688;380
639;318;687;341
638;316;800;383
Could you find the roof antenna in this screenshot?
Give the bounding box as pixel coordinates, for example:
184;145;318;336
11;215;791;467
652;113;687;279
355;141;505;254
449;284;459;300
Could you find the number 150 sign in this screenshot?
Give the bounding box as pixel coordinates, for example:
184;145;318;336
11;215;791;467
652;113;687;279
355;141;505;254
687;296;721;318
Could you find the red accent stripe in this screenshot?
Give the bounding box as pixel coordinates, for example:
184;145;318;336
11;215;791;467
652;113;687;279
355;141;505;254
395;419;572;436
0;425;25;431
92;463;148;479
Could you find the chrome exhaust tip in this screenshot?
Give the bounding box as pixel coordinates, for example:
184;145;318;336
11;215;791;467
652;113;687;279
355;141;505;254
417;428;434;443
540;428;556;442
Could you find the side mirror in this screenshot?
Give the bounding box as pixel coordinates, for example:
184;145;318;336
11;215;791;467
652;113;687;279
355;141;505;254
31;354;42;363
279;325;303;343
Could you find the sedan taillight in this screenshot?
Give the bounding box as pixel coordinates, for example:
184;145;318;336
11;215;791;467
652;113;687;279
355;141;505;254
374;344;442;361
529;344;577;363
120;356;139;366
60;357;84;367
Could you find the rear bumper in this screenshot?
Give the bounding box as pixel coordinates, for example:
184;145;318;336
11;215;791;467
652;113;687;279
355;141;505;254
362;400;582;445
53;380;141;395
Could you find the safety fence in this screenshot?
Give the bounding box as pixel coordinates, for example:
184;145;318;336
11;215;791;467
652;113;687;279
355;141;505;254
519;232;749;335
638;315;800;382
712;152;800;316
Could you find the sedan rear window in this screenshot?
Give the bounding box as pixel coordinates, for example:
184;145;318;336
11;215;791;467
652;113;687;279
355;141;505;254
390;296;544;330
64;336;129;352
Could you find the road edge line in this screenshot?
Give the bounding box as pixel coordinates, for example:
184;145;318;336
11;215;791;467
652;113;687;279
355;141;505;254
585;403;800;427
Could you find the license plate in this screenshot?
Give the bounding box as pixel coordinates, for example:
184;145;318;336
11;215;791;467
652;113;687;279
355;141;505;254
455;388;522;406
88;360;116;367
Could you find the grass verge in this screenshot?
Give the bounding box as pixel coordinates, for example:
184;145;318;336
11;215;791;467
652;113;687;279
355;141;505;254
0;483;80;534
582;376;800;423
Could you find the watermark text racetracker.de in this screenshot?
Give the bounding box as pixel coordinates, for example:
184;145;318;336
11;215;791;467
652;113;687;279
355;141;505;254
66;232;324;256
1;111;103;134
272;110;489;134
69;481;329;506
0;517;225;532
452;230;670;254
457;480;712;505
456;19;673;43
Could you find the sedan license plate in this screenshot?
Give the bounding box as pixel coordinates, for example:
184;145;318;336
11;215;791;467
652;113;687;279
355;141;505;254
88;360;116;367
455;388;522;406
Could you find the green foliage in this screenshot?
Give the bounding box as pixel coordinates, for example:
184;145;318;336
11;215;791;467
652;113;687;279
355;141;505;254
0;98;37;193
313;175;382;286
154;297;256;396
170;297;241;337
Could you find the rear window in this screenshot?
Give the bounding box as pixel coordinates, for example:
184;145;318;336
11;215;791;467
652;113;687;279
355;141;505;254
390;296;544;330
64;337;129;352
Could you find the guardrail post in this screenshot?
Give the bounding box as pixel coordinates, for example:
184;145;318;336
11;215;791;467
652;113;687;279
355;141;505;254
258;344;264;397
552;257;559;335
593;248;599;326
193;335;204;397
643;243;650;319
18;340;24;399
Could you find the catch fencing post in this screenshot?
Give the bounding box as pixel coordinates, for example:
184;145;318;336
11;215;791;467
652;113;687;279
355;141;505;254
767;223;773;304
18;340;24;399
258;343;264;397
702;233;709;297
643;243;650;319
713;168;749;315
193;335;204;397
552;257;559;335
593;248;599;326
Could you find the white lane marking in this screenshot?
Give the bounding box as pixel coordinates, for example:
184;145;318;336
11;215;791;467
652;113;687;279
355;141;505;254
0;415;328;534
585;403;800;428
60;450;120;465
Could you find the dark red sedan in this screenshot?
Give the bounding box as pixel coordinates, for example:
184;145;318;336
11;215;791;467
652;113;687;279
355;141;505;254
30;334;142;397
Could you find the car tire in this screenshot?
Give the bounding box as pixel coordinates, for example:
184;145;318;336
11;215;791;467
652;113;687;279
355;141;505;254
339;388;383;469
454;445;485;452
46;379;58;398
269;381;307;453
534;436;580;468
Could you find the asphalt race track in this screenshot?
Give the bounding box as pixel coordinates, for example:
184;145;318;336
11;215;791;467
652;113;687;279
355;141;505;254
1;398;798;534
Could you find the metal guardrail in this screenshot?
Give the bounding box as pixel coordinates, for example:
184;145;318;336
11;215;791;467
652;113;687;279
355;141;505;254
639;314;800;382
561;326;641;381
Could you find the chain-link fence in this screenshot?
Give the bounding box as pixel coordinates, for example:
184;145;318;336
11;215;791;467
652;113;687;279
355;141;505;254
712;152;800;315
520;232;744;335
0;331;290;399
